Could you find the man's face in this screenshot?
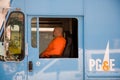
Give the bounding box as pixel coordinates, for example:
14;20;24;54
53;28;59;37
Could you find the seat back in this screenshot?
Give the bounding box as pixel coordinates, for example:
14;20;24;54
62;31;72;58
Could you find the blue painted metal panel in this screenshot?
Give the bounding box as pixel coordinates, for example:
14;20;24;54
0;58;27;80
11;0;25;13
84;0;120;49
84;0;120;79
25;0;84;15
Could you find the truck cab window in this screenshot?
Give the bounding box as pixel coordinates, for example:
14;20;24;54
38;18;78;58
0;12;25;61
31;17;37;48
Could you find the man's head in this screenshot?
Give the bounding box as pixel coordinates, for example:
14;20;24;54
53;27;63;37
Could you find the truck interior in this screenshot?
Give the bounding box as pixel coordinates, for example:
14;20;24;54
37;18;78;58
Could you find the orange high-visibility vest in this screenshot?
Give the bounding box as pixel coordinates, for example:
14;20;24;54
41;36;66;58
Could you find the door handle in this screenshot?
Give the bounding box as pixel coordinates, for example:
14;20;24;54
28;61;33;72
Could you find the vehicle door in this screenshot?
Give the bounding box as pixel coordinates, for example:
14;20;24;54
0;11;27;80
27;16;84;80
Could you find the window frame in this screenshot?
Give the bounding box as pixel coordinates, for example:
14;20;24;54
2;11;25;61
38;17;78;58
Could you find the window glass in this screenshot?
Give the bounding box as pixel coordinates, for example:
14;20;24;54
2;12;24;61
31;17;37;48
39;29;54;54
39;18;78;58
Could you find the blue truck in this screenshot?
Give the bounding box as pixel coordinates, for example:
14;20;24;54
0;0;120;80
